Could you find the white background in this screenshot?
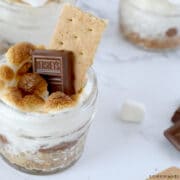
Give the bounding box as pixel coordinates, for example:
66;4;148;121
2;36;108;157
0;0;179;179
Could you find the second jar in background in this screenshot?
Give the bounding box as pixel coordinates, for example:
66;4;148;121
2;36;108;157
0;0;76;46
120;0;180;50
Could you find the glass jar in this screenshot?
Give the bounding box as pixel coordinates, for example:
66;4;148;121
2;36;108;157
0;0;76;48
0;67;98;175
120;0;180;50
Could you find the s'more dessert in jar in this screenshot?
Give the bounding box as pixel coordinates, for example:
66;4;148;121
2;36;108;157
0;0;76;49
120;0;180;50
0;4;107;174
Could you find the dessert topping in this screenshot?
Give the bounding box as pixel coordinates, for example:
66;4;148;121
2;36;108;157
32;49;75;95
18;73;47;97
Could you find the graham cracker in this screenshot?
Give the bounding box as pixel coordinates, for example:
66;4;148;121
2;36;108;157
148;167;180;180
50;4;107;93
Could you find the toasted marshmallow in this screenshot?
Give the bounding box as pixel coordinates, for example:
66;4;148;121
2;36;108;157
0;80;5;91
0;42;79;113
36;44;46;50
44;92;75;112
21;94;45;112
18;73;48;97
0;65;14;81
1;87;45;112
17;62;32;76
6;42;35;67
1;87;23;108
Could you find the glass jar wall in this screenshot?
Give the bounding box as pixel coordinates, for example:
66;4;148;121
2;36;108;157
0;68;98;175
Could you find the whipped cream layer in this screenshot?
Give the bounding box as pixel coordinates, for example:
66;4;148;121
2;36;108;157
127;0;180;15
0;68;97;153
120;0;180;39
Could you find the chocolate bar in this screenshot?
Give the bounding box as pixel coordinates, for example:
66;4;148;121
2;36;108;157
164;122;180;151
32;50;75;95
172;107;180;123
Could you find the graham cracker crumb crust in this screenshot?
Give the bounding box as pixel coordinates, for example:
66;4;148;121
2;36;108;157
120;24;180;50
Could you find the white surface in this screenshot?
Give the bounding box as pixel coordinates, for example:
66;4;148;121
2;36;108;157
120;100;145;122
0;0;179;179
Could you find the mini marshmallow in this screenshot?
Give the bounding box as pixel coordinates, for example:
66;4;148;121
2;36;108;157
120;100;145;123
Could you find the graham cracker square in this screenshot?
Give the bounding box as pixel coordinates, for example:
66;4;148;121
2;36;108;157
50;4;107;92
147;167;180;180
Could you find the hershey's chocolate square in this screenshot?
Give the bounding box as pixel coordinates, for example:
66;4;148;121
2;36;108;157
32;50;75;95
164;123;180;151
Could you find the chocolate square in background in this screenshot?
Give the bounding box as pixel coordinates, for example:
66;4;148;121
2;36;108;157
32;50;75;95
164;122;180;151
172;107;180;124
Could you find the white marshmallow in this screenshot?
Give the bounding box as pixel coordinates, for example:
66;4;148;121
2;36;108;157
22;0;48;7
120;100;145;123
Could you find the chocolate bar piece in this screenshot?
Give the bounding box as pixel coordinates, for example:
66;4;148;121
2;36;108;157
32;50;75;95
172;107;180;123
164;122;180;151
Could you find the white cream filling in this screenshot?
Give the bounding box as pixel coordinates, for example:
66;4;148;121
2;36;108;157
127;0;180;15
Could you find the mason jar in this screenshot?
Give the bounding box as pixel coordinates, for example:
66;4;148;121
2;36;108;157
0;0;77;51
120;0;180;50
0;67;98;175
